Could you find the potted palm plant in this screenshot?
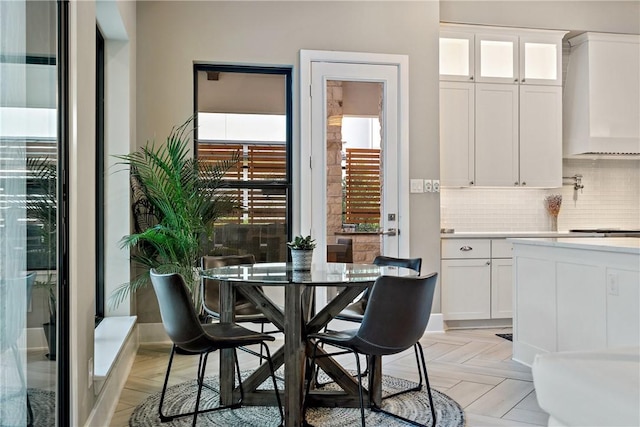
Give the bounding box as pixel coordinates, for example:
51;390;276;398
287;235;316;271
26;157;57;360
109;117;239;312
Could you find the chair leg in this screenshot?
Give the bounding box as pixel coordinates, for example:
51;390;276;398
382;343;423;400
417;342;437;427
158;344;178;421
303;340;321;426
353;350;366;427
192;352;210;427
370;343;436;427
262;342;284;426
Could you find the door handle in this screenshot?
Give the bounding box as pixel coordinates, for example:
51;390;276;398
379;228;398;236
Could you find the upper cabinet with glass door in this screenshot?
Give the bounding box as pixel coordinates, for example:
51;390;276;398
440;24;566;86
440;29;475;82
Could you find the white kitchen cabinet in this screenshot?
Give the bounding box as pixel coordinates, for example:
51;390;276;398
491;259;513;319
475;83;519;186
519;85;563;187
442;258;491;320
440;30;475;82
519;35;563;86
440;24;565;188
441;238;514;321
440;82;475;187
475;33;519;84
512;238;640;366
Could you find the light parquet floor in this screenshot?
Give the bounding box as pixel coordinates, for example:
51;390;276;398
111;327;549;426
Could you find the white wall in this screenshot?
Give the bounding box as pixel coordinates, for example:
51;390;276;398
69;0;136;424
136;0;442;313
441;1;640;35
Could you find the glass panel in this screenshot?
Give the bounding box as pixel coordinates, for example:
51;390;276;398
1;0;58;424
524;42;557;80
326;80;383;264
195;67;290;262
440;37;470;76
480;40;514;78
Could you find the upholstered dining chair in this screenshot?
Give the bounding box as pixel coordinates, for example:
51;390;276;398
303;273;438;427
150;270;283;427
200;255;271;326
324;255;424;398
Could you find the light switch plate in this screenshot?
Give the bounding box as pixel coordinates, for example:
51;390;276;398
410;179;424;193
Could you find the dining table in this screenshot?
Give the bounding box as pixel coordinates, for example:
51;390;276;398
202;261;417;426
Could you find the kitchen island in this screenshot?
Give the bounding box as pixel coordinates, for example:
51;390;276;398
510;237;640;366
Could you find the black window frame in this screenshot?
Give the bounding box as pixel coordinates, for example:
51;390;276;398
95;25;105;323
192;64;293;247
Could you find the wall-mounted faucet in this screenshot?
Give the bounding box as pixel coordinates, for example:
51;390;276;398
563;174;584;201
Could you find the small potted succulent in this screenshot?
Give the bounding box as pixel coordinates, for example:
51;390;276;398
286;235;316;271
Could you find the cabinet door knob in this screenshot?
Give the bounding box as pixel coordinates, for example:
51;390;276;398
460;246;473;251
469;180;474;185
514;78;519;83
514;181;519;186
470;76;474;80
486;261;491;265
522;181;527;186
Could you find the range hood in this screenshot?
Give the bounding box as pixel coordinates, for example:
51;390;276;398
563;32;640;157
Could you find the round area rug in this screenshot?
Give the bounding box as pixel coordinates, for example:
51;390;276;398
129;373;464;427
0;388;55;426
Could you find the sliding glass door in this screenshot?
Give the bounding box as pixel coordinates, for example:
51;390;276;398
0;0;66;424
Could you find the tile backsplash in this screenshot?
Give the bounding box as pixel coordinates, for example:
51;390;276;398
440;159;640;232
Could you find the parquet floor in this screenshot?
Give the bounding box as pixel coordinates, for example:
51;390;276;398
111;327;549;426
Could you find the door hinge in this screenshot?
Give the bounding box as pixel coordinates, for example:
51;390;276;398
309;156;312;169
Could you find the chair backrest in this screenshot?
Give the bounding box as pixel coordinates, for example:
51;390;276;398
357;273;437;355
150;270;210;352
356;255;422;302
336;238;353;263
373;255;422;274
1;272;38;351
200;254;256;315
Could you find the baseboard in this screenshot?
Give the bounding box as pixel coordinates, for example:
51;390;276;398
137;322;170;344
426;313;444;332
27;327;47;350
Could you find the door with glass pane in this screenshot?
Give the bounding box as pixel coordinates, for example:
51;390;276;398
194;66;292;262
310;62;402;264
1;0;60;424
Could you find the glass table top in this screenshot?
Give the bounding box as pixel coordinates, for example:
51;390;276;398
202;262;417;285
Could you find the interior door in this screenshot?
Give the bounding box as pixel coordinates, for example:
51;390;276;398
310;61;401;263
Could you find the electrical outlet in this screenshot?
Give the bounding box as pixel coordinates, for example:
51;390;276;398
424;179;433;192
433;180;440;192
88;357;94;388
410;179;424;193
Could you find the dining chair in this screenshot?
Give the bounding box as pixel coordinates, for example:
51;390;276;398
303;273;438;427
150;270;283;427
324;255;424;399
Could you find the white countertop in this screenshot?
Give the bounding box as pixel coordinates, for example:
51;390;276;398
509;237;640;254
440;231;602;239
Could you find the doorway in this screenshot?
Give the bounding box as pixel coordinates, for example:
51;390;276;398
300;50;410;265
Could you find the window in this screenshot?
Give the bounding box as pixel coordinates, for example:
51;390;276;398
194;65;292;262
95;25;105;323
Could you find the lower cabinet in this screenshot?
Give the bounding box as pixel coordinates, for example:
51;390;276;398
442;238;513;321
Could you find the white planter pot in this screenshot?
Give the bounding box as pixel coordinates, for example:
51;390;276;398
290;249;313;271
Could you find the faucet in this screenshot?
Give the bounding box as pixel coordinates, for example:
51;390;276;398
563;174;584;192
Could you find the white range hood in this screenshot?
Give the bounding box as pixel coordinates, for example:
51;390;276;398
563;32;640;157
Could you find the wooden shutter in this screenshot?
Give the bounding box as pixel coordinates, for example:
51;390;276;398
344;148;380;225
